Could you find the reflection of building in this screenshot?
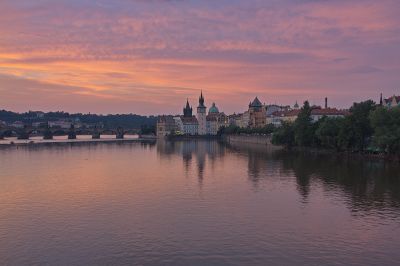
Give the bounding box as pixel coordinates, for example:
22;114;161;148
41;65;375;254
156;140;225;185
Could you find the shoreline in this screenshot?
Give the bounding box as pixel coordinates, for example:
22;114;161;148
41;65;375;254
0;137;155;146
222;134;400;163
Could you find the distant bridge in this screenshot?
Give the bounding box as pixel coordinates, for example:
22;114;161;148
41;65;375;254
0;126;144;140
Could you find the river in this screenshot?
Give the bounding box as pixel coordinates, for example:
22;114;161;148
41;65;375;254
0;140;399;265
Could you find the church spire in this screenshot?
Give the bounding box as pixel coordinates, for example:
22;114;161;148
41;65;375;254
183;98;193;117
198;90;205;108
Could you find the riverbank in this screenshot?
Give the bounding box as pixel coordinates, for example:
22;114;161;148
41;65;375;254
165;135;220;141
289;146;400;163
0;137;155;146
223;134;283;151
222;134;399;163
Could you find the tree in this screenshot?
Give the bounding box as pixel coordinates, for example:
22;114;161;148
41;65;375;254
316;117;344;149
140;124;156;135
338;100;376;151
370;106;400;155
272;122;295;148
294;101;314;146
43;127;53;140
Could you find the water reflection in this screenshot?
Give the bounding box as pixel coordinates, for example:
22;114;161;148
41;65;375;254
157;140;400;215
157;140;225;186
1;140;400;265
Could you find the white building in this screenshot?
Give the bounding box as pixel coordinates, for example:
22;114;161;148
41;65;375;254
48;120;72;129
180;116;199;135
11;121;25;128
382;95;400;108
310;108;349;122
197;91;207;135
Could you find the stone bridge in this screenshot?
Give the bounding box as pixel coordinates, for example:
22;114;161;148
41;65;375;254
0;126;140;140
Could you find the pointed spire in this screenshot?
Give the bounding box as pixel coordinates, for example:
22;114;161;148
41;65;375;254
198;90;205;107
380;93;383;106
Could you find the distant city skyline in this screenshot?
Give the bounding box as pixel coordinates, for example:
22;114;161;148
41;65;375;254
0;0;399;115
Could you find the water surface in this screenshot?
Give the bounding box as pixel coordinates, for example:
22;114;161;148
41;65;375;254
0;140;399;265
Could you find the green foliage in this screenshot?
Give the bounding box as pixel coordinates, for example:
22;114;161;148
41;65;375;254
17;130;30;140
370;106;400;154
294;101;315;147
140;124;156;135
0;110;157;130
338;100;376;151
315;117;344;149
43;128;53;140
272;122;295;148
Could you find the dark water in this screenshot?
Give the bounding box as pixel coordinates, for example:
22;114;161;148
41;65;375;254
0;140;399;266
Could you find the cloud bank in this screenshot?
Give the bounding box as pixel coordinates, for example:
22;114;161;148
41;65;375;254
0;0;399;114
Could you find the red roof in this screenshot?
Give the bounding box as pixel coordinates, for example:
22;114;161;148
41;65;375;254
384;95;400;103
311;108;348;116
158;115;175;123
181;116;198;124
271;109;301;117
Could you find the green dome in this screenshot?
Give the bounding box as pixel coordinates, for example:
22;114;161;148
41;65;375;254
209;103;219;114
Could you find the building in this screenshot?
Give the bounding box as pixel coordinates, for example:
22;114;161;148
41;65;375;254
174;99;199;135
206;115;218;135
180;116;199;135
265;104;291;116
0;120;6;128
267;109;301;126
197;91;207;135
248;97;266;128
10;121;25;129
32;122;47;128
310;108;348;122
206;102;228;135
48;120;72;129
156;115;176;137
382;95;400;108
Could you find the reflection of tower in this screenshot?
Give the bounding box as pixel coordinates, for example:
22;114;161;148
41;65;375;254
247;151;262;187
194;141;206;186
182;148;193;175
197;91;207;135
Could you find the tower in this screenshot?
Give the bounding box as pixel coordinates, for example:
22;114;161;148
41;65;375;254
183;99;193;117
325;97;328;109
197;91;207;135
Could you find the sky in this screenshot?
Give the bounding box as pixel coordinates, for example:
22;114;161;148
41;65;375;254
0;0;399;115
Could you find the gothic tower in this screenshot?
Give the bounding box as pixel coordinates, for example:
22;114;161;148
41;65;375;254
183;99;193;117
197;91;207;135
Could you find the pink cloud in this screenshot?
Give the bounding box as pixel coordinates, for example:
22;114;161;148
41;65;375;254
0;0;399;114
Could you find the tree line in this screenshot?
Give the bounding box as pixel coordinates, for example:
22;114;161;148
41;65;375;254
0;110;157;130
220;100;400;156
272;100;400;155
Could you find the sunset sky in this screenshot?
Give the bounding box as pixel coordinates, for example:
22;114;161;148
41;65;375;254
0;0;399;115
